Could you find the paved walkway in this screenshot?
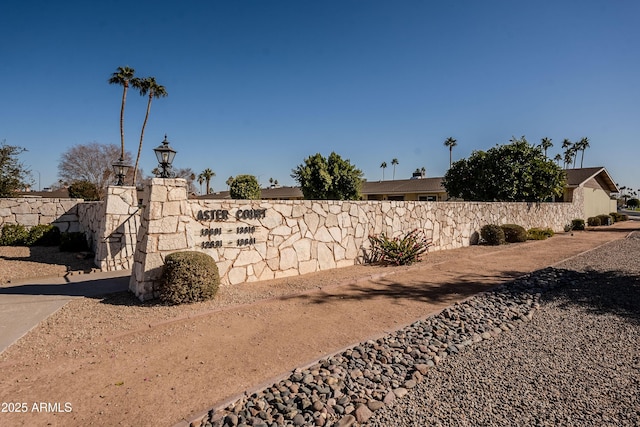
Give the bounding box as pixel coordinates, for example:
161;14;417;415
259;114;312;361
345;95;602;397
0;270;130;354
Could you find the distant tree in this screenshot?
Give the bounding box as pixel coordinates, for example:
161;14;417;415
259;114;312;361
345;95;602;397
173;167;198;194
540;137;553;158
442;136;565;202
225;176;234;189
108;66;136;161
200;168;215;194
197;174;204;195
130;76;168;185
291;152;363;200
391;158;399;180
577;137;590;168
444;137;457;168
380;161;387;180
553;153;562;165
67;180;100;201
229;174;261;199
561;138;576;169
58;142;134;199
627;198;639;209
0;141;31;197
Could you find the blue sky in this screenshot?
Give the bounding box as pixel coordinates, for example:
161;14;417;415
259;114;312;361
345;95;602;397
1;0;639;193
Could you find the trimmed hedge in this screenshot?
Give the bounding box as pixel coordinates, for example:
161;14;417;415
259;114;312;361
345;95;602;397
159;251;220;304
24;224;61;246
587;216;601;227
0;224;29;246
527;227;554;240
571;219;585;231
500;224;527;243
596;214;612;226
480;224;505;246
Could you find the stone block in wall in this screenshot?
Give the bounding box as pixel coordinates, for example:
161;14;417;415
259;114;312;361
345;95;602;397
14;213;38;226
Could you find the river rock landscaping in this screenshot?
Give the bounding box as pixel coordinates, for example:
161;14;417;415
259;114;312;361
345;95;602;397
201;233;640;427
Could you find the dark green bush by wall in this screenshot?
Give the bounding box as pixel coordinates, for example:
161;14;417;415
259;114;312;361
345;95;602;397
500;224;527;243
480;224;505;246
160;251;220;304
571;219;585;231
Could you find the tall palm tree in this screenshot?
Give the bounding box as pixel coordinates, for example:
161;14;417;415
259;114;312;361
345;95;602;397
197;174;204;195
444;137;457;168
380;161;387;180
129;76;168;185
200;168;215;194
108;66;136;161
577;137;590;168
391;158;399;180
540;137;553;158
553;153;562;166
130;76;168;185
561;139;573;169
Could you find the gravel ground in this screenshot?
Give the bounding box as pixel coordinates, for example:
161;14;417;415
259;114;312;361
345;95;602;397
205;232;640;427
367;233;640;427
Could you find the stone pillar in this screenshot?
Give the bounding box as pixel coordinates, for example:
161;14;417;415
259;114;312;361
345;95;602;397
129;178;191;301
94;186;140;271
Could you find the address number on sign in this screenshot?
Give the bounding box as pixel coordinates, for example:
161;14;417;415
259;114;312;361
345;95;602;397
201;240;223;249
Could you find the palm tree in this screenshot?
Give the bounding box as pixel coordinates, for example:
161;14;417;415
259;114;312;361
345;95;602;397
130;77;168;185
553;153;562;166
391;158;399;180
200;168;215;194
380;162;387;180
108;66;136;161
197;174;204;195
540;137;553;158
226;176;234;189
444;137;457;168
577;137;590;168
561;139;574;169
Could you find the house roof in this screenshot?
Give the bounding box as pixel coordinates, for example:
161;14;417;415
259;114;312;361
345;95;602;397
361;177;445;195
195;186;304;200
565;167;619;193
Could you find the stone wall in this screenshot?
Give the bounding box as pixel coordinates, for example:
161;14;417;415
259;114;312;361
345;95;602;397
94;186;141;271
130;179;584;301
0;191;139;272
0;197;86;232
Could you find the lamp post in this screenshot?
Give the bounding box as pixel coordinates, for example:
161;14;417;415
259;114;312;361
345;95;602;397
112;156;130;186
153;135;177;178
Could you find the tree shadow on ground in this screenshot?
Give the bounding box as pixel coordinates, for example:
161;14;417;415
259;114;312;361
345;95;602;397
278;269;527;307
543;268;640;324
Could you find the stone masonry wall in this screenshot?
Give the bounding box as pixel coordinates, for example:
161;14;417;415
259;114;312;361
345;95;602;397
130;179;584;301
0;197;86;232
94;186;141;271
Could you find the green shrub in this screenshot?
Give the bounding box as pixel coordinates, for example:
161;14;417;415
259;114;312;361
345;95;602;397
527;227;554;240
619;214;629;221
25;224;61;246
500;224;527;243
480;224;505;246
597;214;612;226
368;229;432;265
68;180;100;201
587;216;601;226
159;251;220;304
571;219;585;231
0;223;29;246
59;232;89;252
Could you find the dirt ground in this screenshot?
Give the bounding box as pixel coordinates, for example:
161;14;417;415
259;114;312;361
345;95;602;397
0;222;637;427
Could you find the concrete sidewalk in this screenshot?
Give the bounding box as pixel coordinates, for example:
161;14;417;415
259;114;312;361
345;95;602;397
0;270;130;354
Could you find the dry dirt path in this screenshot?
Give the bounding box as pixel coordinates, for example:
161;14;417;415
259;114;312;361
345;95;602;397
0;222;637;427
